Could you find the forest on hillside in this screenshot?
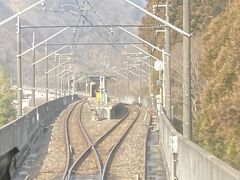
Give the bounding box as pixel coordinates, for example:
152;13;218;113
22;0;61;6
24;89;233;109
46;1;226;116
139;0;240;170
0;68;16;127
0;0;145;87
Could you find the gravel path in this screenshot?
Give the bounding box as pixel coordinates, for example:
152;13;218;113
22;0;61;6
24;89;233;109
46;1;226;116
67;102;89;161
109;108;150;180
76;102;118;176
35;103;149;180
81;103;119;144
96;106;139;166
36;102;76;179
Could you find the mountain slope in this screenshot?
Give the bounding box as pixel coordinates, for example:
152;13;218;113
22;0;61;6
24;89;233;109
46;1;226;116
139;0;240;170
0;0;145;86
194;0;240;169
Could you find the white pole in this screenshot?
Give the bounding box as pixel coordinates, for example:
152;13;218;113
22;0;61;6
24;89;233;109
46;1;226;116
0;0;44;27
122;0;190;37
131;64;149;75
18;27;69;57
136;58;155;69
46;59;71;74
128;70;140;78
119;27;169;56
33;45;69;65
131;44;159;61
114;70;129;80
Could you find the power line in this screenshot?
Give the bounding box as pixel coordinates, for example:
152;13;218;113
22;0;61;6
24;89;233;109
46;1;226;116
80;1;130;57
20;24;159;29
42;42;145;46
79;12;125;56
73;0;87;48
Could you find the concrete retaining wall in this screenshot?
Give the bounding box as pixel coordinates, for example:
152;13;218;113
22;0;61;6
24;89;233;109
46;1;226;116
159;109;240;180
96;103;128;120
118;95;152;107
111;103;128;119
0;95;79;157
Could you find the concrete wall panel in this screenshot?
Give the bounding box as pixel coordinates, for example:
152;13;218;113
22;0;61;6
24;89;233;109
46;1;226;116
159;110;240;180
0;95;79;156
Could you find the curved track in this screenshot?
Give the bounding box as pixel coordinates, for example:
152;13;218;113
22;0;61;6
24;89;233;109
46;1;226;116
62;100;96;180
62;101;140;180
67;102;102;180
101;108;140;180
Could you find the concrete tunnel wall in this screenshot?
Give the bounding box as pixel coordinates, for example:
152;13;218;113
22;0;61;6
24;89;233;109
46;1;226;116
111;103;129;119
159;108;240;180
0;95;79;157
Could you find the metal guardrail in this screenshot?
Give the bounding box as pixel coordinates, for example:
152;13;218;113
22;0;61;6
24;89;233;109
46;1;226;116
159;108;240;180
0;95;79;157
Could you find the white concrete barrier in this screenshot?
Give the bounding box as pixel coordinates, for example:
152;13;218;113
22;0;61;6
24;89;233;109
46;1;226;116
0;95;79;156
159;109;240;180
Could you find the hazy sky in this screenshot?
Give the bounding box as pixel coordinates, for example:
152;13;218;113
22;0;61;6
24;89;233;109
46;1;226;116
0;0;148;77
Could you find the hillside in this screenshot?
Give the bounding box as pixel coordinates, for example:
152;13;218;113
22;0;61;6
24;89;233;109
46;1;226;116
194;0;240;169
0;0;145;87
139;0;240;170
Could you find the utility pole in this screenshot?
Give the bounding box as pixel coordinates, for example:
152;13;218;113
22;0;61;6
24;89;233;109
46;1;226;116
67;61;70;95
125;47;130;98
68;75;70;95
58;55;61;97
158;66;163;117
165;0;171;120
183;0;192;139
85;78;88;95
16;16;22;117
127;61;130;97
41;76;44;95
45;42;49;102
115;73;118;98
63;65;65;96
73;70;76;95
139;61;142;102
54;54;57;99
61;73;63;97
32;32;36;107
154;1;171;119
149;58;152;107
123;0;191;138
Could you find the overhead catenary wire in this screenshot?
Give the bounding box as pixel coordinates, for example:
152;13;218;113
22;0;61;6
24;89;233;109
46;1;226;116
20;24;160;29
0;0;44;27
73;0;87;48
41;42;144;46
80;12;126;58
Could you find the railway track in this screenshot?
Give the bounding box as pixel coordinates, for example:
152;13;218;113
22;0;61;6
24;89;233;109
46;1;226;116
100;108;140;180
62;100;90;180
62;100;141;180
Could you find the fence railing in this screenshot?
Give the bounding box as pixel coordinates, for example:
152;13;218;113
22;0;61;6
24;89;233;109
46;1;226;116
159;108;240;180
0;95;79;156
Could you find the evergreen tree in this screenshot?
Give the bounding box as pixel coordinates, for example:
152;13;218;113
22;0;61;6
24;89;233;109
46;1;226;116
0;68;16;126
140;0;240;170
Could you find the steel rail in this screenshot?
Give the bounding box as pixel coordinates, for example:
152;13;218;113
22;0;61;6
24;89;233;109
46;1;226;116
66;106;131;179
62;100;83;180
101;109;141;180
67;103;102;180
144;110;151;180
